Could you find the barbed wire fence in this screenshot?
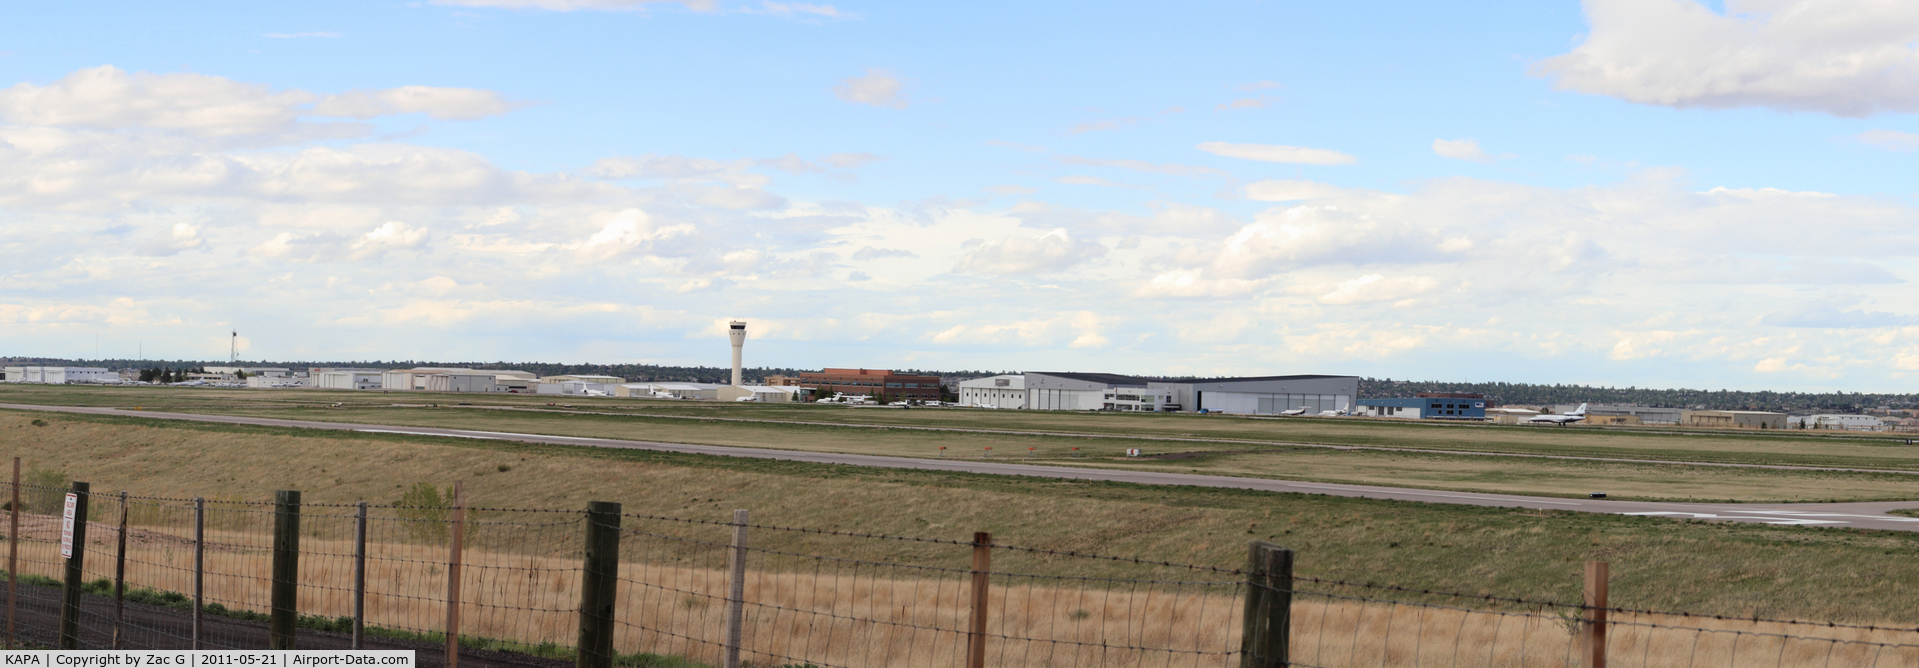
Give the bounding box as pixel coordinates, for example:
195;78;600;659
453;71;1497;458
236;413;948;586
1;464;1917;666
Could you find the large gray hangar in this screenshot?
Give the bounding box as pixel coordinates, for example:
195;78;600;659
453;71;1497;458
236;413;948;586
1151;375;1358;415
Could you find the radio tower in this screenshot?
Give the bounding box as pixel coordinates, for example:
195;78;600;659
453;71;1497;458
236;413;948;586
230;330;238;364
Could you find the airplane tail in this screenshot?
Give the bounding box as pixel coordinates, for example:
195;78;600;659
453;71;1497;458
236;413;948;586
1573;403;1588;416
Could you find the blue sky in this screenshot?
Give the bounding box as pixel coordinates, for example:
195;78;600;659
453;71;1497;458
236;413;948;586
4;0;1919;391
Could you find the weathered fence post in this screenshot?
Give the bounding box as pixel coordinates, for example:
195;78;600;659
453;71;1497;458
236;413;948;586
1240;541;1294;668
112;491;127;649
578;501;622;668
271;490;301;650
7;456;17;650
1583;561;1610;668
446;482;466;668
193;497;204;650
966;531;992;668
723;509;748;668
353;501;367;650
59;481;89;650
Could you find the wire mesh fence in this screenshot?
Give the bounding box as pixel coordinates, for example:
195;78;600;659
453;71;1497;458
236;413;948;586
1;475;1918;667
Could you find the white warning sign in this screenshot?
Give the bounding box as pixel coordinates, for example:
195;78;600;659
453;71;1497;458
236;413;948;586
59;492;77;559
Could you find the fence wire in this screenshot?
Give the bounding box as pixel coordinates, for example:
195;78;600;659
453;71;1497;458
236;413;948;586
0;480;1917;668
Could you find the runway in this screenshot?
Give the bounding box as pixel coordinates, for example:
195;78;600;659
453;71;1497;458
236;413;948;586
11;402;1919;532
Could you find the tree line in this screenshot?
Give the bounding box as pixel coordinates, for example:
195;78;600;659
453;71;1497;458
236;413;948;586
1361;378;1918;413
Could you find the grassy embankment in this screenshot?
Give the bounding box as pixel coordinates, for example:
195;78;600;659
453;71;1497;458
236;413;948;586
7;383;1915;503
5;409;1919;630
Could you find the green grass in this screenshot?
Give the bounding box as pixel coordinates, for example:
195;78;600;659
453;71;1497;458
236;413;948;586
6;409;1919;626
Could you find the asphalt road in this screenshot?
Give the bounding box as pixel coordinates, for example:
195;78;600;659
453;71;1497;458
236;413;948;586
11;403;1919;533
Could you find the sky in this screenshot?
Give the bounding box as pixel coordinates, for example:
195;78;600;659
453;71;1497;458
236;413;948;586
4;0;1919;391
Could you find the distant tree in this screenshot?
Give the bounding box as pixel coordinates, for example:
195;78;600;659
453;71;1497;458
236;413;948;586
234;370;248;380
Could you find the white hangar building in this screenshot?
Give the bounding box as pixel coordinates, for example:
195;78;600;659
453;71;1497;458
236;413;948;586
1023;372;1153;411
1149;375;1360;415
957;375;1025;409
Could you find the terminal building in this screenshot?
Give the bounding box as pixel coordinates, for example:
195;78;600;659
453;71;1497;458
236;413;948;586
797;368;942;401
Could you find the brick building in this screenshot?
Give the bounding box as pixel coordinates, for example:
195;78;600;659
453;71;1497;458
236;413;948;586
798;368;941;400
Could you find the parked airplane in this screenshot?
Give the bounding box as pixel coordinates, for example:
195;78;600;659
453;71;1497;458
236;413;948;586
1527;404;1588;425
1277;407;1309;416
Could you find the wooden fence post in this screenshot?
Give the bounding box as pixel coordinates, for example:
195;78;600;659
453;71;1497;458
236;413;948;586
965;531;992;668
723;509;748;668
446;482;466;668
59;481;89;650
353;501;367;650
112;491;127;649
1239;541;1294;668
1583;561;1609;668
577;501;622;668
271;490;302;650
193;497;204;650
7;456;17;651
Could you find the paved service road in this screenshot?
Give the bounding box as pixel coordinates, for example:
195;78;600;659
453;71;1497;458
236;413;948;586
12;403;1919;532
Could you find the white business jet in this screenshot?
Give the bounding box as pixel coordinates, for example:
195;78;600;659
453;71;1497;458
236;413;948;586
1527;404;1588;425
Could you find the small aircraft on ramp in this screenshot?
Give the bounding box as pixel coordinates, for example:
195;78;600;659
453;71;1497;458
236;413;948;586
1527;404;1588;425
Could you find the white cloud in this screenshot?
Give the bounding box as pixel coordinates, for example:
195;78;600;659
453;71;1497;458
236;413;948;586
824;152;884;169
851;246;916;261
573;208;693;262
1234;80;1282;92
1054;175;1147;190
1053;155;1231;178
1244;180;1349;202
136;223;205;256
1197;141;1357;165
1133;270;1265;299
349;221;430;260
1535;0;1919;116
0;66;520;139
1851;129;1919;152
984;184;1037;196
587;155;768;187
1432;138;1493;163
1313;274;1439;305
754;2;850;18
312;86;523;121
952;229;1105;275
1216;97;1274;111
832;69;908;109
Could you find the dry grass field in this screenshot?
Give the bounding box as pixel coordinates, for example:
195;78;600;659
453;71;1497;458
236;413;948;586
8;507;1913;668
4;408;1919;633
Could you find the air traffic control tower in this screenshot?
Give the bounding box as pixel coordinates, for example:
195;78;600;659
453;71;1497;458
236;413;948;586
728;320;747;386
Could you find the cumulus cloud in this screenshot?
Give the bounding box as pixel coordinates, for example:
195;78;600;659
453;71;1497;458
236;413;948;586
952;229;1105;275
1197;141;1357;165
1535;0;1919;116
1205;206;1450;279
1055;175;1147;190
573;208;694;262
832;69;908;109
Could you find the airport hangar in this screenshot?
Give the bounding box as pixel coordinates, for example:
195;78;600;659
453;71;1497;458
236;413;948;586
1023;372;1360;415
